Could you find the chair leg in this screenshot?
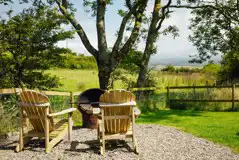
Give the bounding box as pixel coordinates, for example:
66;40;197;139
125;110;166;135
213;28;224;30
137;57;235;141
16;137;32;152
99;120;105;155
68;113;73;141
132;135;138;154
44;107;50;153
16;108;24;152
100;136;105;155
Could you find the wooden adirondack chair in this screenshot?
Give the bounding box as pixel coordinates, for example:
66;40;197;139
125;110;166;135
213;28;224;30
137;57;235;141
96;90;138;155
15;90;76;153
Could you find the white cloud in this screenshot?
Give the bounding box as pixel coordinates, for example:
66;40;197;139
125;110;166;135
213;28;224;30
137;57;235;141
1;1;198;64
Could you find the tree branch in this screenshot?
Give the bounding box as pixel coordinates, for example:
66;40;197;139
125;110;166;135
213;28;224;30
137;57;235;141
170;4;238;24
125;0;132;11
112;1;141;53
237;0;239;17
156;0;172;31
119;1;147;56
55;1;98;57
112;11;132;53
96;0;107;54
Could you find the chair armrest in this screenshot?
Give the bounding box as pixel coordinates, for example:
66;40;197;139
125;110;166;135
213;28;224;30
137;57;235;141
48;108;77;117
134;107;141;118
99;101;136;107
92;108;101;115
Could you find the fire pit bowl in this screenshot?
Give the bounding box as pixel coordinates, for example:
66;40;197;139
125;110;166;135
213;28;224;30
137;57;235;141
77;88;105;129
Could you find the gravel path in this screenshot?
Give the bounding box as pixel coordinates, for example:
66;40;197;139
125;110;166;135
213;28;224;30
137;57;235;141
0;124;238;160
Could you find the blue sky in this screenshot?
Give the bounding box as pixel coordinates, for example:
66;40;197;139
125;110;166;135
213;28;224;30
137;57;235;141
0;0;198;65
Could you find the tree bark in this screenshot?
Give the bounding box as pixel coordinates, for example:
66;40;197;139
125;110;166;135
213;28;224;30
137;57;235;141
136;0;172;88
136;0;161;88
97;60;113;89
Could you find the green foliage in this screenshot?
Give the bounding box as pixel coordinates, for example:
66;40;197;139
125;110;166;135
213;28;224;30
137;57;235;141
188;0;239;63
58;54;97;69
0;7;73;89
218;52;239;84
0;0;12;5
202;63;221;76
161;65;176;72
111;50;142;88
0;95;18;136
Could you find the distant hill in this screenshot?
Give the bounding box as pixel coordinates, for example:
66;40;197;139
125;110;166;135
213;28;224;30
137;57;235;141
149;55;221;68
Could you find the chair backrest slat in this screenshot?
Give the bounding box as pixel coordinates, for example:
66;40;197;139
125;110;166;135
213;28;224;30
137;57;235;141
19;90;54;132
100;90;135;134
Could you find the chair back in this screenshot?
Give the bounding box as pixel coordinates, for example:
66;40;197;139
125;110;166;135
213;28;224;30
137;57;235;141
99;90;135;134
19;90;54;132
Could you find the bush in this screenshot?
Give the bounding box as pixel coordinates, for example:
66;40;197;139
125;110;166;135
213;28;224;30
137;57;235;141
161;65;175;72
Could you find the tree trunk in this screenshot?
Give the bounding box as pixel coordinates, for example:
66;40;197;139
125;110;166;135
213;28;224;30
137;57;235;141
136;0;171;88
97;58;114;90
15;64;24;88
98;69;111;90
136;53;151;87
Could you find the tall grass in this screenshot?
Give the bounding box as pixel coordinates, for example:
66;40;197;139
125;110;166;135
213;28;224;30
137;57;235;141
0;95;18;136
151;71;216;88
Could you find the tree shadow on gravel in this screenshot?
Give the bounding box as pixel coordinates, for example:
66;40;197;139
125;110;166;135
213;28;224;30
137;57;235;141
0;140;18;151
0;138;63;152
65;140;133;154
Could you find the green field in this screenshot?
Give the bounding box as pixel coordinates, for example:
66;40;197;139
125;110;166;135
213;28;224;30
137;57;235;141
137;109;239;152
46;68;215;92
46;69;124;91
46;69;99;91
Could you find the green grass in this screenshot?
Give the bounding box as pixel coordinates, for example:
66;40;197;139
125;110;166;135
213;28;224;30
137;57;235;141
46;69;99;91
136;109;239;152
46;69;124;91
46;68;216;91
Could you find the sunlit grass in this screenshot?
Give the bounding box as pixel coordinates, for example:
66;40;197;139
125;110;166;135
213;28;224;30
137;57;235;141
137;109;239;153
46;69;125;91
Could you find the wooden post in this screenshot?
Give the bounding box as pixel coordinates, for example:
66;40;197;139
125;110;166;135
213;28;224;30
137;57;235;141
0;95;3;116
69;91;74;141
70;92;74;108
166;87;170;107
206;81;209;94
232;84;235;111
193;83;196;98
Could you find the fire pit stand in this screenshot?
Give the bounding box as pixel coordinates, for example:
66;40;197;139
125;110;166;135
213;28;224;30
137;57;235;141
77;88;105;129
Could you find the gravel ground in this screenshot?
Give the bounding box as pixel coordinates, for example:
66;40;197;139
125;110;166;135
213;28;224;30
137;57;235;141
0;124;238;160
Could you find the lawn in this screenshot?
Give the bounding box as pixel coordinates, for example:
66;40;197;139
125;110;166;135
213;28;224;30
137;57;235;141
46;69;99;91
136;109;239;152
46;69;124;91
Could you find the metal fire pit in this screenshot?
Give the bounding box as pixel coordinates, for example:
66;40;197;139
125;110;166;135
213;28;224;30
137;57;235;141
77;88;105;129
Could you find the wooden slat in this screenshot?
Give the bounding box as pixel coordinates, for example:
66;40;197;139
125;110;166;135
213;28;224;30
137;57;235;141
18;102;50;107
41;91;70;96
100;101;136;107
104;115;131;120
129;87;158;91
0;88;16;94
48;108;77;117
73;92;82;96
23;115;44;119
104;131;133;140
